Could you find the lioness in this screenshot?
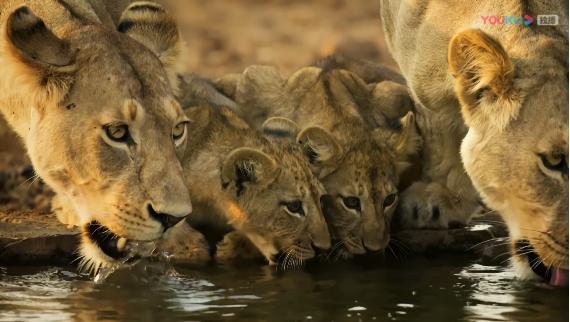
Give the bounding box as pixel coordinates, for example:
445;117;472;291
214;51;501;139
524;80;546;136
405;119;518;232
171;104;331;265
0;1;193;273
380;0;568;285
214;65;421;258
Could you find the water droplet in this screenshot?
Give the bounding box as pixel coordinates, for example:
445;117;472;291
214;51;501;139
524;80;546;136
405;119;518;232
93;266;118;284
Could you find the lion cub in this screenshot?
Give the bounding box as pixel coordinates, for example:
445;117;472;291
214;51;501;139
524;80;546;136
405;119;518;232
162;104;331;265
213;65;421;258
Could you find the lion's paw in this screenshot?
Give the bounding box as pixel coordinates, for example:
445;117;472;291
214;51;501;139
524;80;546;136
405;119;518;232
158;221;211;262
216;231;263;262
396;181;477;229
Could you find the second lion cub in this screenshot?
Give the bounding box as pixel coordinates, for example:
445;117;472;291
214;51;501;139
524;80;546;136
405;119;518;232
163;104;331;265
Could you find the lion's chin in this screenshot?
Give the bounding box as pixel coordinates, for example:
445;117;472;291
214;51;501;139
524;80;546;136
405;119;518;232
78;221;156;276
514;240;569;287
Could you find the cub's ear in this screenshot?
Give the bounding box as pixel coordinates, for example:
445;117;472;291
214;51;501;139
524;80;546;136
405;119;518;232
225;65;285;126
177;74;237;110
448;28;520;130
235;65;285;108
118;2;183;90
373;111;422;173
221;148;279;197
262;117;299;140
296;126;341;166
369;81;415;121
2;6;75;102
214;73;241;100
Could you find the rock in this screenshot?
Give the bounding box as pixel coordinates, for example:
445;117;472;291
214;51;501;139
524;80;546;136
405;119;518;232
0;211;509;265
0;211;78;264
393;214;510;261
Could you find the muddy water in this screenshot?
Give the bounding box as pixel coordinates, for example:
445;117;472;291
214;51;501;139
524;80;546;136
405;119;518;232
0;256;567;322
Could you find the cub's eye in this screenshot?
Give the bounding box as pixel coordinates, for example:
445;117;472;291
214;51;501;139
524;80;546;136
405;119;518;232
282;200;305;217
342;196;361;212
383;193;398;209
104;123;129;143
173;122;187;141
540;152;568;174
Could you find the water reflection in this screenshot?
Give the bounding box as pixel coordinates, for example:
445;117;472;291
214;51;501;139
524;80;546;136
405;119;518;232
0;257;567;322
458;264;568;322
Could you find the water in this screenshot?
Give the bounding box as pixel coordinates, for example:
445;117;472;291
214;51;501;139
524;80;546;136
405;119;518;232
0;256;567;322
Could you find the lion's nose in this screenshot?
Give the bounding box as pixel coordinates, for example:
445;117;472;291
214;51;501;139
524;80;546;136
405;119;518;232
147;204;188;230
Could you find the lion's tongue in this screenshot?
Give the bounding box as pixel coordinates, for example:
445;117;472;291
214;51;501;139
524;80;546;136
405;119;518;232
549;268;569;287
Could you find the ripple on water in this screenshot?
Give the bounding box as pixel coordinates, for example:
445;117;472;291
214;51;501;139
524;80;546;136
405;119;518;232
0;259;567;322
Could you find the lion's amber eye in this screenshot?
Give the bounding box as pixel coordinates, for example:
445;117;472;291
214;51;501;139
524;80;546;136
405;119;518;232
104;123;129;142
342;196;361;212
173;122;186;141
540;152;568;174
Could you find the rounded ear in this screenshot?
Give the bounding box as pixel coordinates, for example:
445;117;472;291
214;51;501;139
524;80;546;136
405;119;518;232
373;111;422;164
448;28;520;130
286;66;322;92
314;54;406;84
369;81;415;120
2;6;76;103
221;148;279;196
214;73;241;100
6;7;75;69
296;126;341;164
235;65;285;111
261;117;299;140
117;2;183;91
177;74;237;110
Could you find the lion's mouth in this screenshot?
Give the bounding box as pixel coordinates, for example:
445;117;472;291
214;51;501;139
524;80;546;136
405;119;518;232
343;237;366;255
516;240;569;287
85;221;152;262
269;243;316;266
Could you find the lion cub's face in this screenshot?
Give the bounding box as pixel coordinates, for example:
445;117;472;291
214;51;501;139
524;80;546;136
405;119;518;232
221;143;331;263
318;141;399;255
450;29;568;285
0;3;192;272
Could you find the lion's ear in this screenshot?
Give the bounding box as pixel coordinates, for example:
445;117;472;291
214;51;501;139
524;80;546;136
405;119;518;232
214;73;241;100
369;81;414;120
448;29;520;130
2;6;75;102
177;74;237;109
235;65;285;107
296;126;341;165
262;117;299;140
221;148;279;197
118;2;183;90
373;112;422;169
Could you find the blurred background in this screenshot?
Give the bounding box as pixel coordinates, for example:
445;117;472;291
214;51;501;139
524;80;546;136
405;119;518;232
161;0;396;76
0;0;395;214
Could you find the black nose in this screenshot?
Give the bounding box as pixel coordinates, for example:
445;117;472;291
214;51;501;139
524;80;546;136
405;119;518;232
147;204;185;230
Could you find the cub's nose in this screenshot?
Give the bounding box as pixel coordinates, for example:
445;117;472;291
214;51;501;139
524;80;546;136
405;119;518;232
147;204;188;230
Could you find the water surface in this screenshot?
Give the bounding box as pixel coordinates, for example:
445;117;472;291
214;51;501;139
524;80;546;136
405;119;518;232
0;256;567;322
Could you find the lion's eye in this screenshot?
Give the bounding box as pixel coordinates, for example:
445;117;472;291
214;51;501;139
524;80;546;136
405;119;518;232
104;123;129;143
173;122;187;141
342;196;361;212
540;152;568;174
282;200;305;217
383;193;398;209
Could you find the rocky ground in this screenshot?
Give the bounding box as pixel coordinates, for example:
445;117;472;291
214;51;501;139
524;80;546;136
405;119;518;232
0;209;509;265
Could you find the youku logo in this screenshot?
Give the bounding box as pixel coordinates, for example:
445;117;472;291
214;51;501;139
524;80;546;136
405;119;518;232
481;15;535;26
482;14;559;26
